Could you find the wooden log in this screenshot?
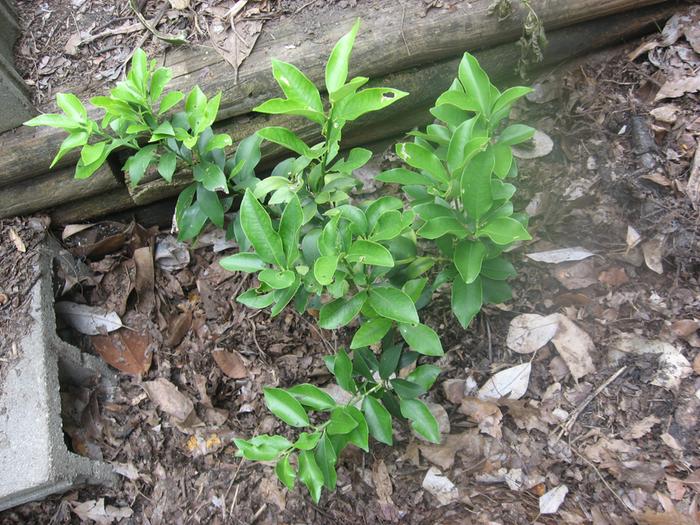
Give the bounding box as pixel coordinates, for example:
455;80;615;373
0;164;120;219
127;3;674;207
48;187;135;224
0;0;667;186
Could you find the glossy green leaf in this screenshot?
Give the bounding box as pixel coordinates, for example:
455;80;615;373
365;196;403;230
454;240;486;284
333;349;356;394
219;252;267;273
193;161;228;193
336;88;408;121
124;145;156;186
263;387;310;428
327;407;359;435
276;456;296;490
451;275;482;329
390;378;426;399
294;432;322;450
402;278;428;303
258;269;296;289
56;93;87;122
417;217;467;240
370;210;404;242
253;98;325;124
196;185;224;228
499;124;535;146
279;195;303;264
375;168;436;186
379;343;402;380
326;19;360;95
398;323;443;357
362;396;393;445
237;288;276;309
257;126;316;158
315;434;338;490
406;365;441;391
346;240;394;267
204;133;233;153
240;189;285;267
395;142;449;184
298;450;324;503
481;277;512;304
458;52;492;116
492;143;513;179
313;255;338;285
344;406;369;452
159;91;184;114
368;287;418;324
492;86;533;115
461;149;495;222
399;399;441;443
350;317;392;349
318;292;367;329
234;434;292;461
24;113;81;129
287;384;336;411
481;257;516;280
272;58;323;112
477;217;531;245
157;151;177;182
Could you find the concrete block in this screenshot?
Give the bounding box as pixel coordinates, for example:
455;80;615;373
0;0;19;64
0;51;34;133
0;238;116;511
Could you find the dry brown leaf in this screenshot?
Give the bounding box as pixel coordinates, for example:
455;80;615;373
478;362;531;400
622;415;661;440
539;485;568;514
91;329;152;376
650;105;680;124
259;476;286;511
553;259;598;290
142;378;194;422
168;0;190;8
165;310;192;347
71;498;133;524
62;223;95;240
459;397;503;439
372;459;398;521
506;313;559;354
422;467;459;506
598;267;629;287
633;491;700;525
655;75;700;101
666;476;687;501
694;353;700;375
442;379;467;404
627;225;642;251
212;349;248;379
687;146;700;210
419;430;499;470
8;228;26;253
550;314;596;381
56;301;123;335
526;247;594;264
134;246;155;315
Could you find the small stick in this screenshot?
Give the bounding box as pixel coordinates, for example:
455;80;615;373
556;366;627;439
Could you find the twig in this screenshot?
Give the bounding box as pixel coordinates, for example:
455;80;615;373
400;3;411;55
556;366;627;439
570;443;634;512
128;0;188;45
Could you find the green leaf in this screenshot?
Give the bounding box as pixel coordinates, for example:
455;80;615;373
204;133;233;153
451;275;482;329
417;217;467;240
298;450;324;503
129;49;147;91
454;240;487;284
461;149;495;222
350;317;392;349
481;257;516;280
264;387;310;428
395;142;449;184
185;85;207;114
56;93;87;122
336;88;408;121
390;378;426;399
406;365;441;391
313;255;338;285
80;141;106;166
319;292;367;329
370;210;404;242
402;278;428;303
333;349;356;394
234;434;292;461
237;288;276;309
157;151;177;182
346;240;394;267
159;91;184;114
365;196;403;230
492;86;533;115
49;130;88;168
362;396;393;445
344;406;369;452
275;456;296;490
327;407;359;435
219;252;267;273
458;53;492;116
326;19;360;95
253;98;325;124
328;205;367;235
398;323;443;357
295;432;322;450
477;217;531;245
196;185;224;228
368;287;418;324
150;67;172;101
330;148;372;173
258;269;296;289
271;58;323;112
279;195;303;264
399;399;441;443
257;126;316;158
379;343;402;380
24;113;81;129
499;124;535;146
193;161;228;193
124;145;157;186
435;89;480;111
240;189;286;267
492;143;513;179
315;434;338;490
376;167;436;186
271;275;301;317
481;277;512;304
490;179;516;200
287;384;336;411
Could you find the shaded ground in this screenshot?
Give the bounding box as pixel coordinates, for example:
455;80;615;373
2;6;700;525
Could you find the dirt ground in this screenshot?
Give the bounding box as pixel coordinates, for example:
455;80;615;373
2;2;700;525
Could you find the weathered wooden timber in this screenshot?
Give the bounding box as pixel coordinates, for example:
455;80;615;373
0;0;668;187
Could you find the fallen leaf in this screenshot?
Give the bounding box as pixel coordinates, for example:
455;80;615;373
419;430;501;470
165;310;192;347
633;491;700;525
666;476;687;501
512;130;553;159
686;145;700;210
91;329;152;375
212;349;248;379
62;223;95;240
609;335;691;390
650;105;680;124
526;247;595;264
142;378;194;422
628;40;659;61
553;259;598;290
56;302;123;335
622;415;661;440
550;314;596;381
372;459;398;521
134;246;155;315
655;75;700;101
641;171;673;187
8;228;26;252
422;467;459;506
539;484;568;514
64;33;81;55
260;475;286;511
442;378;467;404
506;313;559;354
627;225;642;251
112;462;140;481
459;397;503;439
478;362;531;400
71;498;133;524
598;267;629;287
694;353;700;375
155;235;190;271
660;432;684;451
168;0;190;8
